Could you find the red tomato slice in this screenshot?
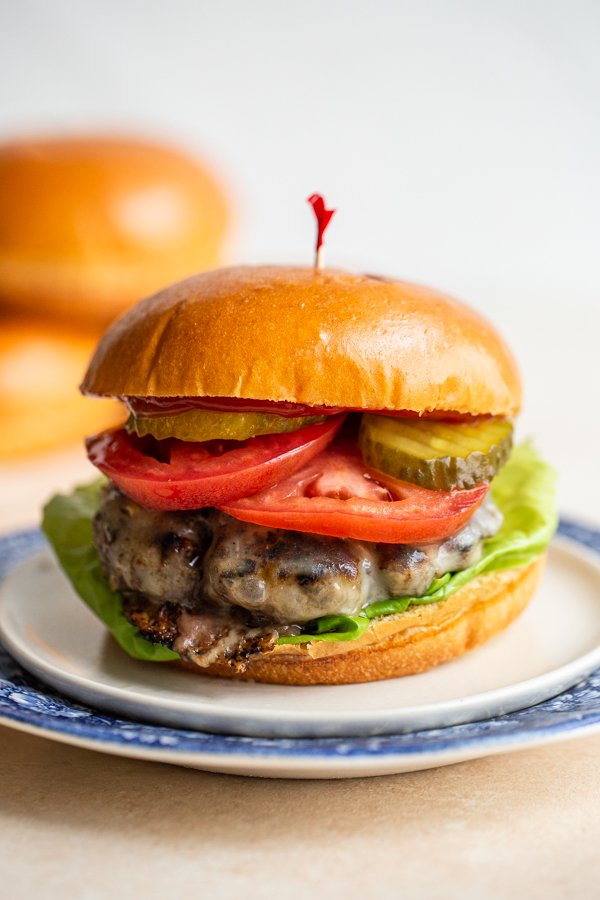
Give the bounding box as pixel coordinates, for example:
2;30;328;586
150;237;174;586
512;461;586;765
220;443;489;543
86;418;345;510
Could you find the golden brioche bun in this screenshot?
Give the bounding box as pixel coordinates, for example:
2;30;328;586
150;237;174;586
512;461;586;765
178;556;544;685
0;136;229;326
0;317;124;458
82;265;521;416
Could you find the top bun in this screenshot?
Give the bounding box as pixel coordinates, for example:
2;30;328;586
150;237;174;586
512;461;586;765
0;136;229;325
82;266;521;417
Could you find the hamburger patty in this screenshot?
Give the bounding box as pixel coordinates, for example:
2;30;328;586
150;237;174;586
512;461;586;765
92;490;213;606
202;516;383;622
93;484;502;670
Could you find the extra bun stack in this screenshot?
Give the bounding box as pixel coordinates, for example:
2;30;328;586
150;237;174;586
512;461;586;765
0;135;229;458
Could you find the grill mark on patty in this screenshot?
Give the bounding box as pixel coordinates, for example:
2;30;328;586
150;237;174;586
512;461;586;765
122;596;181;646
122;593;278;671
156;531;194;560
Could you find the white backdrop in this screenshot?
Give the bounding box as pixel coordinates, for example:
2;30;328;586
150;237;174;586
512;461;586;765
1;1;599;524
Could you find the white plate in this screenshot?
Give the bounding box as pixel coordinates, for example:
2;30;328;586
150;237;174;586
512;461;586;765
1;537;600;740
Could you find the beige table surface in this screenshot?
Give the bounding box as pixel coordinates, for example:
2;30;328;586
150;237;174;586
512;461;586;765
1;307;599;898
1;724;599;899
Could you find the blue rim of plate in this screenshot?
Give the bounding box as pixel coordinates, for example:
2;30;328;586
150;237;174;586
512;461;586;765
0;521;600;762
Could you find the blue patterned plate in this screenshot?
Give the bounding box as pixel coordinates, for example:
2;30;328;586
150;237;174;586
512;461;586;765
1;523;600;779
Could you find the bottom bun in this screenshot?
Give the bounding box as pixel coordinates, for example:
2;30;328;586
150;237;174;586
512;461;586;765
177;555;546;685
0;317;124;458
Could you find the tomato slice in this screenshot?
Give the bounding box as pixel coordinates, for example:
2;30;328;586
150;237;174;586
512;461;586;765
219;443;489;543
86;418;345;510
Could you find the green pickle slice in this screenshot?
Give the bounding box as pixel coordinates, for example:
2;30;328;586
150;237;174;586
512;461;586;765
127;409;325;443
359;414;513;490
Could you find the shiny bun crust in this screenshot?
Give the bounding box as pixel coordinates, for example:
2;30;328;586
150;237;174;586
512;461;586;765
0;136;228;325
0;319;123;458
178;557;544;685
82;266;521;416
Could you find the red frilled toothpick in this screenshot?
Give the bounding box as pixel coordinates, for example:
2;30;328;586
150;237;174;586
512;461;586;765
307;193;336;270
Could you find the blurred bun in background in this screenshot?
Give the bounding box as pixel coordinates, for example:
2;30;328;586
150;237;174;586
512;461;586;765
0;135;230;324
0;134;231;458
0;316;122;459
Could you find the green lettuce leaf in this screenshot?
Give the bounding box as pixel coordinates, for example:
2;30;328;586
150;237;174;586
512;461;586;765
42;442;556;658
42;480;179;661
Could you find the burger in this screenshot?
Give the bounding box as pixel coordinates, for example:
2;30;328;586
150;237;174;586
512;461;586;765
0;134;229;457
42;265;557;685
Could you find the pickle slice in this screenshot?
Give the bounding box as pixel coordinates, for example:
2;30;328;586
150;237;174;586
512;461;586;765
127;409;325;443
359;415;513;490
